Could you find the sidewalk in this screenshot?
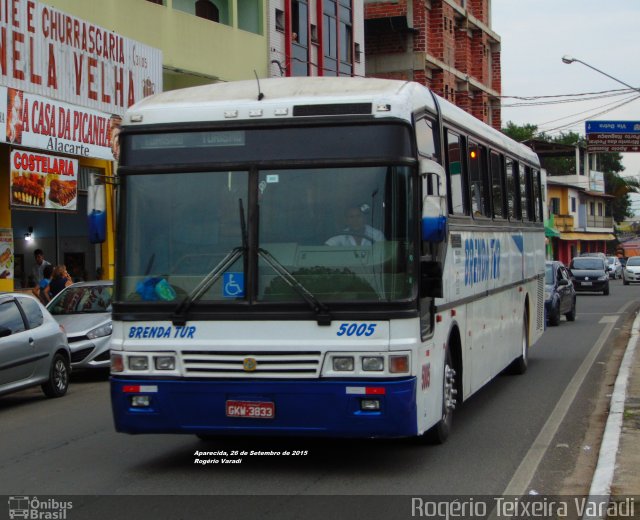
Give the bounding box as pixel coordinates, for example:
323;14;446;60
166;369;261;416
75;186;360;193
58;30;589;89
588;310;640;517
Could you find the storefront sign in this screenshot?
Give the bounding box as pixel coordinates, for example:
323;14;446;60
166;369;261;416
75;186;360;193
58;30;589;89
10;149;78;211
0;229;13;280
1;86;114;159
0;0;162;115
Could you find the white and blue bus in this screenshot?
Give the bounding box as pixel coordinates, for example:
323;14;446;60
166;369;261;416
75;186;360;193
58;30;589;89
110;77;545;443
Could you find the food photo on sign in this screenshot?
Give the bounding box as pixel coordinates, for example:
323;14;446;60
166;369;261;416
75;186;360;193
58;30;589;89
10;151;79;211
0;229;14;280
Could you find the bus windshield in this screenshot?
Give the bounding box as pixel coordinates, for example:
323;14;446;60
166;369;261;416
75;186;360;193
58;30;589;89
118;164;415;306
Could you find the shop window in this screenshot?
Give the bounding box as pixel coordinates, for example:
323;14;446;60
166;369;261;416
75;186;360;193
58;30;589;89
550;197;560;215
238;0;262;34
590;201;595;216
322;0;353;76
571;197;576;212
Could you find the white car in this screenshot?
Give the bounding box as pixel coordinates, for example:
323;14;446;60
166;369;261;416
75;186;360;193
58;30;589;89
622;256;640;285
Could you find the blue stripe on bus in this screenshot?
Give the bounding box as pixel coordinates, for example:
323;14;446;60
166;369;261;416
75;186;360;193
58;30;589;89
111;377;418;438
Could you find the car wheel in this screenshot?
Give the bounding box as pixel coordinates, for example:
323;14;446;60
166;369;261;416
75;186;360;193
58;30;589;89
603;284;610;296
549;301;561;326
565;298;576;322
41;352;70;398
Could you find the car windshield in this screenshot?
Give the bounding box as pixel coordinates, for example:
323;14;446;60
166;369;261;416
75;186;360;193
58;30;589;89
545;264;554;284
571;258;603;270
48;285;113;315
626;257;640;266
607;257;616;264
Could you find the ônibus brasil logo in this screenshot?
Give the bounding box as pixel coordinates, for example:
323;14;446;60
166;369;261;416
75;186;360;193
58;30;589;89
8;496;73;519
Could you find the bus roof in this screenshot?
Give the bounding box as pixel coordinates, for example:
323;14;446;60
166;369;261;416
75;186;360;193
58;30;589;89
124;77;538;166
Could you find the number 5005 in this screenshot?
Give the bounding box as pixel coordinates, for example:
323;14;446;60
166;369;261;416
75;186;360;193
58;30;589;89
336;323;377;337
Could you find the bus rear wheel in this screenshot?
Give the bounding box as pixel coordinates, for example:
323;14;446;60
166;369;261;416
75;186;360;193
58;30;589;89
508;312;529;375
423;347;457;444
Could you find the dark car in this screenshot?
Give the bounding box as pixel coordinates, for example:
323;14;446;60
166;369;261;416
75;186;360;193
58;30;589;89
545;261;577;325
569;256;610;295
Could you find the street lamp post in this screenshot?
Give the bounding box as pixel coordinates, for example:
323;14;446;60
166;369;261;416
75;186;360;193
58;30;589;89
561;55;640;93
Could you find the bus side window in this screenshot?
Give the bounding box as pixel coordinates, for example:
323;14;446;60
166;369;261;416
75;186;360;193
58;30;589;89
445;130;466;215
532;169;543;222
469;140;490;217
490;151;505;219
518;162;529;221
505;157;519;220
416;118;437;159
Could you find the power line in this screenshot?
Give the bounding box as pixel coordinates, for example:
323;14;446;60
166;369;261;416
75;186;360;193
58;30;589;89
499;88;634;100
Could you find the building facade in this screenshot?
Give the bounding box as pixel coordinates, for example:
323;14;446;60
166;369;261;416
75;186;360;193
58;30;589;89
1;0;270;292
363;0;501;129
268;0;365;78
546;180;615;265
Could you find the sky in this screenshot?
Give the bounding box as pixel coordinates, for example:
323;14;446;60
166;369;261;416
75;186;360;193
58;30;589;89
491;0;640;216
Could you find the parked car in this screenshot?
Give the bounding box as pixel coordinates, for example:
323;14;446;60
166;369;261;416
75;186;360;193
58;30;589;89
0;293;70;398
606;256;623;279
545;260;577;326
47;280;113;369
569;256;610;295
622;256;640;285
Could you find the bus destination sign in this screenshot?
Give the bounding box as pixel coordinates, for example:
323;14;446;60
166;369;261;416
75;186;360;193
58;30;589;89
586;121;640;153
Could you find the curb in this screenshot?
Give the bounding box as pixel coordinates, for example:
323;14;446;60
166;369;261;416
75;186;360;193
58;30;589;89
584;310;640;519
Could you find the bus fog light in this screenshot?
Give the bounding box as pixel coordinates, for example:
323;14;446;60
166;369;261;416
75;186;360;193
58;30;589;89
154;356;176;370
128;356;149;371
333;356;354;371
362;356;384;371
361;399;380;411
131;395;151;407
389;355;410;373
111;353;124;373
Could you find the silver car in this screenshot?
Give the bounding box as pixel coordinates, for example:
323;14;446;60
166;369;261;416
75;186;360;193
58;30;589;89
607;256;623;279
0;293;70;398
47;281;113;369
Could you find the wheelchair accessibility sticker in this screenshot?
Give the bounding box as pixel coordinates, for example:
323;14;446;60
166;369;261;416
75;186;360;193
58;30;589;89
223;272;245;297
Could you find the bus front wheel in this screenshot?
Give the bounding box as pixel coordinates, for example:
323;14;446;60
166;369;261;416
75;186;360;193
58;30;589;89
423;347;457;444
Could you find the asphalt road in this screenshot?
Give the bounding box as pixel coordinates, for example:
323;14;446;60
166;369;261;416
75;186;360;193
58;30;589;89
1;278;638;519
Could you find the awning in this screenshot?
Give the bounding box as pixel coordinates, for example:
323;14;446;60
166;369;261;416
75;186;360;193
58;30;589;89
545;225;561;238
559;232;616;241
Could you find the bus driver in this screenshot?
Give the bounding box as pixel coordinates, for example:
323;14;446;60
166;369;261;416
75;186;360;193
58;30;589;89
325;205;384;246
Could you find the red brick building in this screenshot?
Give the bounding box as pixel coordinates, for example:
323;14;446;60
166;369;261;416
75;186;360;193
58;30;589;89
364;0;501;130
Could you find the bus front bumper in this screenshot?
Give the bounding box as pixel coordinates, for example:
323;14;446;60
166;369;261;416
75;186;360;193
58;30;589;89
110;377;418;438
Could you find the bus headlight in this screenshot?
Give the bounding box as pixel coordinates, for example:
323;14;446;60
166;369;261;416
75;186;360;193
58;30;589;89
154;356;176;370
128;356;149;371
362;356;384;371
333;356;354;371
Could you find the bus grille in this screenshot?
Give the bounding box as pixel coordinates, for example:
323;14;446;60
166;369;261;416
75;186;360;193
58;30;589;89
180;351;323;378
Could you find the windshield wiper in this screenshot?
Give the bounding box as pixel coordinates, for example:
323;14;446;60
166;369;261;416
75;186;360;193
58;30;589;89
172;246;244;326
172;198;247;326
258;247;331;326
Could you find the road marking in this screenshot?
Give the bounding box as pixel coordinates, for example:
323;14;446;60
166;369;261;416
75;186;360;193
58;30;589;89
501;319;618;497
599;316;619;323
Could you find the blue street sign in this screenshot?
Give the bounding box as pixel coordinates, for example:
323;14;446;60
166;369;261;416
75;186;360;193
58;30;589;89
585;121;640;134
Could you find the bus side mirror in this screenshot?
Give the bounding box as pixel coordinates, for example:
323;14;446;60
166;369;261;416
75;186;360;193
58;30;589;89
420;260;443;298
421;159;447;243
